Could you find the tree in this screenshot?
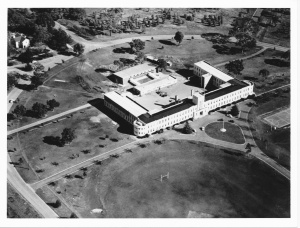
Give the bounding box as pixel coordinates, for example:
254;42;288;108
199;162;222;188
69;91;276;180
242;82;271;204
35;12;55;28
182;121;194;134
47;28;73;51
30;75;43;89
259;69;270;77
67;8;86;20
8;74;18;91
158;58;168;71
47;99;60;111
32;102;48;118
135;51;145;63
18;48;34;64
174;31;184;45
12;105;27;118
33;61;45;72
61;128;76;146
32;25;52;44
235;33;256;53
225;59;244;75
129;39;145;53
73;43;85;56
230;105;239;117
55;200;61;208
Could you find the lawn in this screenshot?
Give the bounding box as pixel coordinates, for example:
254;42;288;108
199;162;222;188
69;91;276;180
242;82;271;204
217;49;290;94
7;183;41;218
8;86;93;131
205;122;245;144
14;106;135;182
35;185;74;218
249;89;290;169
46;139;290;218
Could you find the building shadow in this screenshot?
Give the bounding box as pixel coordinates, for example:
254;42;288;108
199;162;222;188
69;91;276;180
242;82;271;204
88;98;133;135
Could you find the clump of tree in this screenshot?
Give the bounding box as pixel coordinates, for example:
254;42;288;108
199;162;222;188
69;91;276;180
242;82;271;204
35;12;55;28
46;99;60;111
225;59;244;75
61;128;76;146
129;39;145;53
12;105;27;119
157;58;168;71
135;51;145;63
73;43;85;56
30;75;44;89
47;28;73;51
235;33;256;53
7;73;19;91
31;102;48;118
182;121;194;134
174;31;184;45
259;69;270;77
230;105;240;117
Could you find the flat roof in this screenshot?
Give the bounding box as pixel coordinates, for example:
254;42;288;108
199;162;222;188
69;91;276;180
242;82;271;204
104;91;147;117
138;99;195;124
114;63;156;79
135;74;173;91
205;79;248;101
194;61;233;82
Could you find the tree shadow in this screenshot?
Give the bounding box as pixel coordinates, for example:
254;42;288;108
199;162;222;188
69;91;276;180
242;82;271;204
113;47;132;54
46;202;60;208
95;68;115;73
264;59;290;67
7;113;15;122
243;76;259;81
158;39;175;46
43;136;63;147
15;83;34;91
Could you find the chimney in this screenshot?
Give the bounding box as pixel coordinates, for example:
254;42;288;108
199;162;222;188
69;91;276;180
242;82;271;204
191;89;194;96
175;95;178;102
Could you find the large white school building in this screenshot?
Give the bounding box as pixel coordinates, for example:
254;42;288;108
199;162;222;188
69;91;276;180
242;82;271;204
104;61;254;137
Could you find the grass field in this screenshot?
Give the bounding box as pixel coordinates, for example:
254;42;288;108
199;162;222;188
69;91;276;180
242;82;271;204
7;183;41;218
35;185;74;218
250;89;290;169
13;107;135;183
46;139;290;218
205;122;245;144
8;86;93;130
217;49;290;94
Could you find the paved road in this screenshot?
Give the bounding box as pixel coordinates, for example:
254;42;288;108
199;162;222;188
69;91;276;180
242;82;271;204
56;21;290;54
7;82;59;218
238;101;290;179
8;103;91;136
214;47;267;67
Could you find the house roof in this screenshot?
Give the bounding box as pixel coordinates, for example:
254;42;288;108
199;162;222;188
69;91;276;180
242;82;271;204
104;91;147;117
114;63;156;79
204;79;248;101
138;98;195;124
194;61;233;82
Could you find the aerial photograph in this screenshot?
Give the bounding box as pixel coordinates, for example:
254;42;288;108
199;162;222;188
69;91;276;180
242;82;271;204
6;6;293;222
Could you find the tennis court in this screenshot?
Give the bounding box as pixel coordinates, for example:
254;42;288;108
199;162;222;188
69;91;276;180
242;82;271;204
263;107;290;128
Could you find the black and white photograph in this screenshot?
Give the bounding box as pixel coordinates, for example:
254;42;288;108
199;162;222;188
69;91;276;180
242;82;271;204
2;0;299;227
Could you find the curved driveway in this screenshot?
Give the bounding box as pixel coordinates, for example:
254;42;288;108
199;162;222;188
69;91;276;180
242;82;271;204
7;26;290;218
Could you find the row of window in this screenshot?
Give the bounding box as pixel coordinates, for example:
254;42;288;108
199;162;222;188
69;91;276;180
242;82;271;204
104;100;134;124
135;107;195;136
